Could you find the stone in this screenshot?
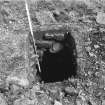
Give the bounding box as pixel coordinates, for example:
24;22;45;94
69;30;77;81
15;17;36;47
54;100;62;105
96;11;105;24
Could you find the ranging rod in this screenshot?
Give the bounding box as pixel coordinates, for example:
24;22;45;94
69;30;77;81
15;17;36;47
25;0;41;72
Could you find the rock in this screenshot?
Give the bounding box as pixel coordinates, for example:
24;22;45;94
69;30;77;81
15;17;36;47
102;100;105;105
54;100;62;105
0;93;7;105
6;72;29;87
96;11;105;24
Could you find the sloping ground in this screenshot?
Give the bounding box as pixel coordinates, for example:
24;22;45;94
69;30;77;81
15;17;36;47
0;0;105;105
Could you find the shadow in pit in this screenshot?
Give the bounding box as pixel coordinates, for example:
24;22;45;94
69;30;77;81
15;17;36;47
38;32;78;83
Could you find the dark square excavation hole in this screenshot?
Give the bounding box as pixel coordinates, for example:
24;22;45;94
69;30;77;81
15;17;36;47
32;30;78;83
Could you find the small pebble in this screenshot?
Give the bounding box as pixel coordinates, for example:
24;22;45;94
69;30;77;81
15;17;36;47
54;100;62;105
